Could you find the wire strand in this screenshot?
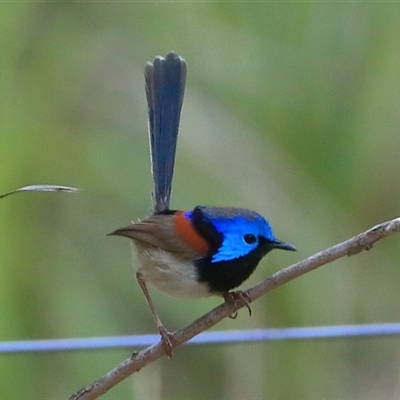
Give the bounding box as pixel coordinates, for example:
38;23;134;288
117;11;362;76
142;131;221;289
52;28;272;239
2;323;400;354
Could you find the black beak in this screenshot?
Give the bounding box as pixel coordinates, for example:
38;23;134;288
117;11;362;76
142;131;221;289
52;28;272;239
273;239;296;252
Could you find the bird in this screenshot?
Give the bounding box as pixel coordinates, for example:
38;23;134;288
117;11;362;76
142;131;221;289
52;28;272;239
109;52;296;357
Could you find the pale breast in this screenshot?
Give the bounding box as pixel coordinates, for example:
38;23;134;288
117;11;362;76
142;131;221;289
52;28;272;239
133;246;212;299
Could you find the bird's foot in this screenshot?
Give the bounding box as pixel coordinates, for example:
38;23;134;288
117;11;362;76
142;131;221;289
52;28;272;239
223;291;252;319
158;325;179;358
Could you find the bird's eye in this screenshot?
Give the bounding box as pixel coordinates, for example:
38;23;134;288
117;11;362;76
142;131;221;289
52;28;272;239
243;234;257;245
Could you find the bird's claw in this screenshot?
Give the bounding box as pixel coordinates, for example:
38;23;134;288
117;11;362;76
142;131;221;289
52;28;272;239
158;326;179;358
223;291;252;319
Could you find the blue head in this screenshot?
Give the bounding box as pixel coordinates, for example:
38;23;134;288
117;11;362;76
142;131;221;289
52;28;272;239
187;206;296;294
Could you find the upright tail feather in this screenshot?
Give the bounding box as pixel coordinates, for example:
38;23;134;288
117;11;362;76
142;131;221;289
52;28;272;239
144;52;187;213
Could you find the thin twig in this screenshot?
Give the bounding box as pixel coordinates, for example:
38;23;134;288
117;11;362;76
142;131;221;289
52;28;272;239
0;185;79;199
69;217;400;400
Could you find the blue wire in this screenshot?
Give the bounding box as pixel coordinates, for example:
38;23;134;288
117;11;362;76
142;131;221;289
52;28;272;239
1;323;400;354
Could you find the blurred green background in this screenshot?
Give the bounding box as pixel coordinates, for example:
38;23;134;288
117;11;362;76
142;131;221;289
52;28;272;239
2;3;400;399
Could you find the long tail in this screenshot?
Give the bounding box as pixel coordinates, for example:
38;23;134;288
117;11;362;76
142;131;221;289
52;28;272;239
144;52;187;213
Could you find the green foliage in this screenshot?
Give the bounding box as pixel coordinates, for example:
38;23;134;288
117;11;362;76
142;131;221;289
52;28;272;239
2;3;400;398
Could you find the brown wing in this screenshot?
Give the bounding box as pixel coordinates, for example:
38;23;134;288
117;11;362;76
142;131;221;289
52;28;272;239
109;214;204;260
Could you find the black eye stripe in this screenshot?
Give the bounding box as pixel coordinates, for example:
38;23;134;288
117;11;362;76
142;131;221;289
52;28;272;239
243;234;257;245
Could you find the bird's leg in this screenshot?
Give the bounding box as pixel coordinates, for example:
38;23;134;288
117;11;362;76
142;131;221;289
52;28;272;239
223;291;252;319
136;271;178;358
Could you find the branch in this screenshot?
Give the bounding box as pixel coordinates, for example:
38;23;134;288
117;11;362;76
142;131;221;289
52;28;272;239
69;217;400;400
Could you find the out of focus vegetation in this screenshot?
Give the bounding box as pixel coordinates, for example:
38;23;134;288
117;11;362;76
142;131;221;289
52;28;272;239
1;3;400;399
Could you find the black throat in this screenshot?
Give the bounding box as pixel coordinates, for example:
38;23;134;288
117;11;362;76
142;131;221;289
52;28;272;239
195;245;273;294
